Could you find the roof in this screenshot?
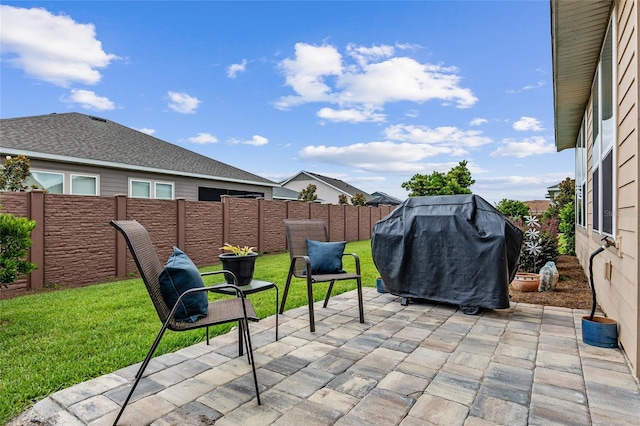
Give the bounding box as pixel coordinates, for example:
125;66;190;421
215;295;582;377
272;186;300;201
523;200;550;214
551;0;613;151
366;191;403;206
281;171;372;199
0;112;277;187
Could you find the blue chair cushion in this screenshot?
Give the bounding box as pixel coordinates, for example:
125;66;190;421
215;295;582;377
159;247;208;323
306;239;346;274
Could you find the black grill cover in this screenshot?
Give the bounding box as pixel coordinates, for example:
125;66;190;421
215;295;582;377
372;195;523;310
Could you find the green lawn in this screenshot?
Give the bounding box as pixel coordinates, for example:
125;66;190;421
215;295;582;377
0;240;378;424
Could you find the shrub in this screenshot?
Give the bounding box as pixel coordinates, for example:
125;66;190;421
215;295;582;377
495;199;530;221
0;210;37;287
559;201;576;255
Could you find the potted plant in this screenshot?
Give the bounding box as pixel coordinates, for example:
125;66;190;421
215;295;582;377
218;243;258;286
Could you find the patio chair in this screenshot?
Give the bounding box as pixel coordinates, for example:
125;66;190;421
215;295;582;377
109;220;260;425
279;219;364;332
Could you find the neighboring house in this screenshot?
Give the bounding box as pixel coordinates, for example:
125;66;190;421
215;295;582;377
551;0;639;377
272;186;302;202
281;171;372;204
366;191;403;207
545;182;561;202
0;112;277;201
523;200;550;216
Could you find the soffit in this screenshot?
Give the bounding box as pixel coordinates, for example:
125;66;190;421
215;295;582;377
551;0;613;151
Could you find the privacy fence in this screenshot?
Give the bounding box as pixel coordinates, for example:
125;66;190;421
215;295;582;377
0;191;395;299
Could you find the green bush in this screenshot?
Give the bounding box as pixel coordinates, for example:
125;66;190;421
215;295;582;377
0;211;37;287
495;199;530;221
559;201;576;255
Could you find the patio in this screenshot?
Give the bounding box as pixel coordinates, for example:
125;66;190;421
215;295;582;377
15;287;640;425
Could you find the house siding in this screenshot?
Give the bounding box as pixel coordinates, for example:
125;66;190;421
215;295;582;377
577;0;639;376
25;159;274;200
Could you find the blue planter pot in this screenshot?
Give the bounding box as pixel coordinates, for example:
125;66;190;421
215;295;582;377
376;277;387;294
582;316;618;348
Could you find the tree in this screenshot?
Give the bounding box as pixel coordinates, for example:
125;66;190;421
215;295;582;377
297;184;318;202
495;199;530;220
0;208;37;287
545;177;575;219
350;193;367;206
0;154;32;191
401;160;475;196
559;201;576;255
338;194;348;205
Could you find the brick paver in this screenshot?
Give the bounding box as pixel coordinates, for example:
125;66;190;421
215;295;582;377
11;288;640;425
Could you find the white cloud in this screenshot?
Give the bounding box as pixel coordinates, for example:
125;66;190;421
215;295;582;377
317;107;386;123
136;128;155;135
0;5;118;87
243;135;269;146
513;116;543;131
507;80;546;93
227;59;247;78
63;89;114;111
470;118;488;126
188;133;218;144
383;124;492;148
167;91;201;114
490;136;555;158
276;43;477;111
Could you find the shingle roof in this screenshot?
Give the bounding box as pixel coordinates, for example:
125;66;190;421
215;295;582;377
282;171;372;199
0;112;276;186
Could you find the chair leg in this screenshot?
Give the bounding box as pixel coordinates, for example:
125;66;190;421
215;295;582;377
279;272;294;314
356;277;364;323
307;276;315;332
323;280;335;308
113;323;169;425
274;286;279;341
241;318;261;405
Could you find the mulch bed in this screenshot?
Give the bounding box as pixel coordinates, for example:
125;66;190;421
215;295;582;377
509;254;595;310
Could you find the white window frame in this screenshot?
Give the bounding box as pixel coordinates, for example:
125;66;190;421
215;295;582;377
129;179;152;198
70;173;99;196
591;15;617;238
154;181;174;200
129;178;175;199
575;120;587;228
29;170;65;194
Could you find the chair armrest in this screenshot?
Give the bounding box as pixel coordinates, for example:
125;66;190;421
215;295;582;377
342;253;361;275
291;255;312;277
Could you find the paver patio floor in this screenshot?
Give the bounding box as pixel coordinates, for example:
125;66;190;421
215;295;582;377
14;287;640;425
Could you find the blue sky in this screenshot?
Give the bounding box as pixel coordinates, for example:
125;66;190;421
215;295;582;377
0;1;573;203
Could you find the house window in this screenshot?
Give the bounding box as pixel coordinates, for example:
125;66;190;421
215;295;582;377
70;174;98;195
575;121;586;228
130;180;151;198
130;179;174;199
591;18;616;236
29;171;64;194
155;182;174;200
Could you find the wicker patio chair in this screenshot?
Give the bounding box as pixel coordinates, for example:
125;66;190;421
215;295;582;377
279;219;364;332
109;220;260;425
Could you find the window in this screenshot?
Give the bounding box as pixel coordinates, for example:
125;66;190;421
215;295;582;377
130;179;174;199
155;182;174;200
575;121;586;228
70;174;98;195
29;171;64;194
130;180;151;198
590;18;616;236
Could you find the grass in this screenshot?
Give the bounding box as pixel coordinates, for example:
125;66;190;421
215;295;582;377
0;240;378;424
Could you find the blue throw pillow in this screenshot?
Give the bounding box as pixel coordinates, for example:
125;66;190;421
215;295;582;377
159;247;208;323
306;239;346;274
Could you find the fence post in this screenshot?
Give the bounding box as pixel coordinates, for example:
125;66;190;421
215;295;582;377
176;198;186;250
27;190;44;290
258;198;265;253
221;195;230;245
115;194;127;279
